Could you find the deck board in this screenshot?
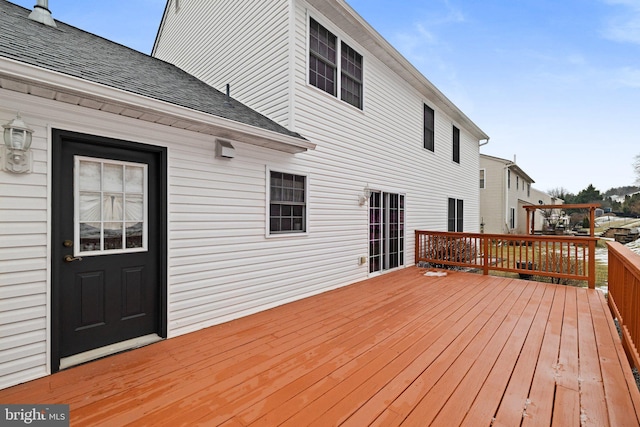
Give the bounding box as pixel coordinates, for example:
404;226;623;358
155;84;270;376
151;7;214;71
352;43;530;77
1;267;639;426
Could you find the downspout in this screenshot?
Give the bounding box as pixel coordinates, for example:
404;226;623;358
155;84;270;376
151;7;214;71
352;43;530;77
479;137;490;147
504;162;514;233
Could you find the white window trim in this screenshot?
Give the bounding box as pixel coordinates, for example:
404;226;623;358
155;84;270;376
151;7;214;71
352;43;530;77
265;166;310;238
74;156;148;257
480;168;486;189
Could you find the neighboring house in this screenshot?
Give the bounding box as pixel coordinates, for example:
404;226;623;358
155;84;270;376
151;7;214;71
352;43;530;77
0;0;487;389
479;154;561;234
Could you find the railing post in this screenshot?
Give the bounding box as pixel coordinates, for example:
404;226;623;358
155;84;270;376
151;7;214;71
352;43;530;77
588;238;596;289
483;236;489;276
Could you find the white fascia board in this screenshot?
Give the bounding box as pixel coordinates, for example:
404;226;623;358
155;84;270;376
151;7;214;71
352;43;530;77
0;56;316;153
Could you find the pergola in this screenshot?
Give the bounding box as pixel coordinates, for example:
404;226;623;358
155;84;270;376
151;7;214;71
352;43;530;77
522;203;601;237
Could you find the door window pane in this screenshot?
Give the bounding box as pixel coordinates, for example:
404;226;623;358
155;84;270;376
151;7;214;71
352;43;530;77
76;157;147;254
103;164;123;192
79;161;101;191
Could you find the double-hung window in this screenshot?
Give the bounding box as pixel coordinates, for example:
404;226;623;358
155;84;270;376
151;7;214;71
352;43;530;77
452;125;460;163
341;42;363;109
424;104;435;151
309;18;337;96
480;169;486;189
309;18;363;109
269;171;306;234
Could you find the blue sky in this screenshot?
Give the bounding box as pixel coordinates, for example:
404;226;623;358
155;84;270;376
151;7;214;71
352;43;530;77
11;0;640;194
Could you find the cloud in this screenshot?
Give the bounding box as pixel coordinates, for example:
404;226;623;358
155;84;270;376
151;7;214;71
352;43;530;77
601;0;640;44
612;66;640;87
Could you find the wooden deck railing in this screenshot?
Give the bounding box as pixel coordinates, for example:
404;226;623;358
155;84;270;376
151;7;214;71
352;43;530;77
415;230;597;288
608;241;640;370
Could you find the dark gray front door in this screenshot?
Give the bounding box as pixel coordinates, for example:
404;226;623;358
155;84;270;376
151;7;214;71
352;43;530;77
52;130;166;370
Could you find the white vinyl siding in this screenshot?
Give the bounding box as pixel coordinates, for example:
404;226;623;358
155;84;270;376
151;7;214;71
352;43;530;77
0;102;50;390
153;0;292;127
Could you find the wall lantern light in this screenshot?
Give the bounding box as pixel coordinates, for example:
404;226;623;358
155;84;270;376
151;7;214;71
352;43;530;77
359;184;371;206
1;114;34;173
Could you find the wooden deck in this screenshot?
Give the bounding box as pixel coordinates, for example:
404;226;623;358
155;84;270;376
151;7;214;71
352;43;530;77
2;268;640;426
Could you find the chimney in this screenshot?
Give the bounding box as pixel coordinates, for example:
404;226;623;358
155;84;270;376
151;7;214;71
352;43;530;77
28;0;57;28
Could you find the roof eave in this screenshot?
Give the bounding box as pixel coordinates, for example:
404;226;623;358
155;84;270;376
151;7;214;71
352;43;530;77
0;56;315;154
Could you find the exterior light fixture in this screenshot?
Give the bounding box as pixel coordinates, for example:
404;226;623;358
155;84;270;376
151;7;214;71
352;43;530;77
2;113;34;173
359;184;371;206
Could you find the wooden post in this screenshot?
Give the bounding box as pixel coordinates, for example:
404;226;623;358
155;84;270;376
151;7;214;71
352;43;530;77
483;236;489;276
588;238;596;289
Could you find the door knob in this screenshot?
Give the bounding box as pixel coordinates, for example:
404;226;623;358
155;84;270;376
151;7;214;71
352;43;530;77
64;255;83;263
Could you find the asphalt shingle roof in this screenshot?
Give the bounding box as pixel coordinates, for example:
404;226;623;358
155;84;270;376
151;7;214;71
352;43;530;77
0;0;304;140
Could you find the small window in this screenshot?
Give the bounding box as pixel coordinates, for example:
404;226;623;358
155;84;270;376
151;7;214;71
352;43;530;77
510;207;516;229
527;183;531;197
480;169;486;189
341;42;363;109
424;105;435;151
507;170;511;189
448;198;464;232
309;18;337;96
516;176;519;190
452;125;460;163
270;171;306;234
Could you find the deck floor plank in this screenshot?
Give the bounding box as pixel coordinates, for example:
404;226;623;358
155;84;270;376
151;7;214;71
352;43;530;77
246;274;486;426
0;268;638;427
420;280;542;426
521;285;567;427
551;286;580;425
449;281;547;425
490;284;557;427
278;275;509;426
576;288;609;427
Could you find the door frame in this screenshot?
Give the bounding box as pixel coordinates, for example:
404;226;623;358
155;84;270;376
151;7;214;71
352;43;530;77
368;190;405;274
50;129;168;372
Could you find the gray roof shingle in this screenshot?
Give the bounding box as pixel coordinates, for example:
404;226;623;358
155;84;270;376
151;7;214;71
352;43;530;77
0;0;304;140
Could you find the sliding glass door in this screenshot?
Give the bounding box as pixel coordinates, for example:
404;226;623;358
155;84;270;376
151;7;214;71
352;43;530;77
369;192;405;273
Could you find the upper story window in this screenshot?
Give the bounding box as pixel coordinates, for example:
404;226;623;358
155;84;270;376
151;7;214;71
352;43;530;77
527;183;531;197
480;169;486;189
516;176;519;190
269;171;307;234
507;170;511;189
452;125;460;163
309;18;337;96
424;104;435;151
341;42;363;109
309;18;363;109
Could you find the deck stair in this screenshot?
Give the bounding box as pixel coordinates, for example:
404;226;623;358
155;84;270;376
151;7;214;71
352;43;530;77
602;227;639;243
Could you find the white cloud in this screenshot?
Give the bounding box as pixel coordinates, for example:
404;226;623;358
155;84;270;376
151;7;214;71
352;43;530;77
613;66;640;87
601;0;640;44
